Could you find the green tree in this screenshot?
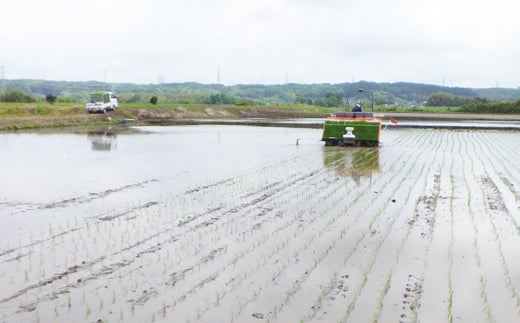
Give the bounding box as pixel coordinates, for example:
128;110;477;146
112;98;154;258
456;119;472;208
206;93;236;105
461;98;520;114
150;95;158;105
426;91;487;107
315;93;343;107
295;96;313;105
0;89;36;102
45;94;57;104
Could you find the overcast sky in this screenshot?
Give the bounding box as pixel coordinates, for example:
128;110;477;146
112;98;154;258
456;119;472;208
1;0;519;88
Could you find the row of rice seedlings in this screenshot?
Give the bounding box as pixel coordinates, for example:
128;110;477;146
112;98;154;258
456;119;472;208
272;132;430;322
476;131;520;233
2;201;166;320
345;173;428;321
201;166;360;322
144;165;336;322
282;171;372;264
1;216;88;287
220;171;353;321
369;139;441;322
166;206;318;319
466;131;520;317
301;272;339;321
5;186;193;318
48;173;270;320
181;171;316;259
404;131;448;322
461;132;495;322
480;131;520;194
0;142;312;320
445;136;458;322
0;132;438;322
469;131;520;319
334;130;437;321
0;204;87;259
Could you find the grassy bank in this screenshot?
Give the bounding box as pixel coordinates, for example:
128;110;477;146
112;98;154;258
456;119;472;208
1;102;518;131
0;102;330;130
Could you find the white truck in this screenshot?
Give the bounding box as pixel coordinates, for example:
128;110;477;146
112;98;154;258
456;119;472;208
85;91;118;113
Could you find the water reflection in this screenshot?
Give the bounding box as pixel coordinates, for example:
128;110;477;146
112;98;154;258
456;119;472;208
87;129;118;151
323;147;380;179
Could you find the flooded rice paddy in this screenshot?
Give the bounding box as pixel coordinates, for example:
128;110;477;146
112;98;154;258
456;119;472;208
1;125;520;322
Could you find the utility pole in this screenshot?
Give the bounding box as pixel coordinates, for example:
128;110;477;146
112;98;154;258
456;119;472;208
217;66;221;83
0;65;5;93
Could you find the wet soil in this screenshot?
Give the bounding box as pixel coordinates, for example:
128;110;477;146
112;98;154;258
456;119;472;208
1;126;520;322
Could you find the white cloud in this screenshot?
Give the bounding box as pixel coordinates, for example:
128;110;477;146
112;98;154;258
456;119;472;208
1;0;519;88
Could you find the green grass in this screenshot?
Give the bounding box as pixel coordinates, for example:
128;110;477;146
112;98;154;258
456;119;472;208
0;102;84;117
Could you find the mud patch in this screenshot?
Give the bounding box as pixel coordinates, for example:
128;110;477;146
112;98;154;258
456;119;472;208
400;274;424;322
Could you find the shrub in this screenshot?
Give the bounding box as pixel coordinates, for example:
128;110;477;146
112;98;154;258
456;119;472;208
1;88;36;102
460;98;520;114
45;94;57;104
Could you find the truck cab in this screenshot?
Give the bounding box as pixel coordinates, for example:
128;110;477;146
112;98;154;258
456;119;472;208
85;91;118;113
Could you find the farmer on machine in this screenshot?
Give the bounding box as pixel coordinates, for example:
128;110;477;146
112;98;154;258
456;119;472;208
352;101;363;112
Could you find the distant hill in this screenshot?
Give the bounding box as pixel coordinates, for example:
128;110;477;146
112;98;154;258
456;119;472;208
1;79;519;105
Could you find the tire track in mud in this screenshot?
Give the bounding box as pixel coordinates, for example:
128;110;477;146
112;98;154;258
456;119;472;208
0;227;81;259
0;200;160;261
1;179;160;216
96;201;159;222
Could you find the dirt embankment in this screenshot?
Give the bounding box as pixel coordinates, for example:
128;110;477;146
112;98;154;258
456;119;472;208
1;104;519;130
0;105;323;130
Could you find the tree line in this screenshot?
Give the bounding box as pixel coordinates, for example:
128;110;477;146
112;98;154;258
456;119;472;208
2;79;520;113
425;91;488;106
5;79;518;103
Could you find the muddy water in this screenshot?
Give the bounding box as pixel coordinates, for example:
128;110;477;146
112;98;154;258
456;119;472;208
2;125;520;323
0;125;322;237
